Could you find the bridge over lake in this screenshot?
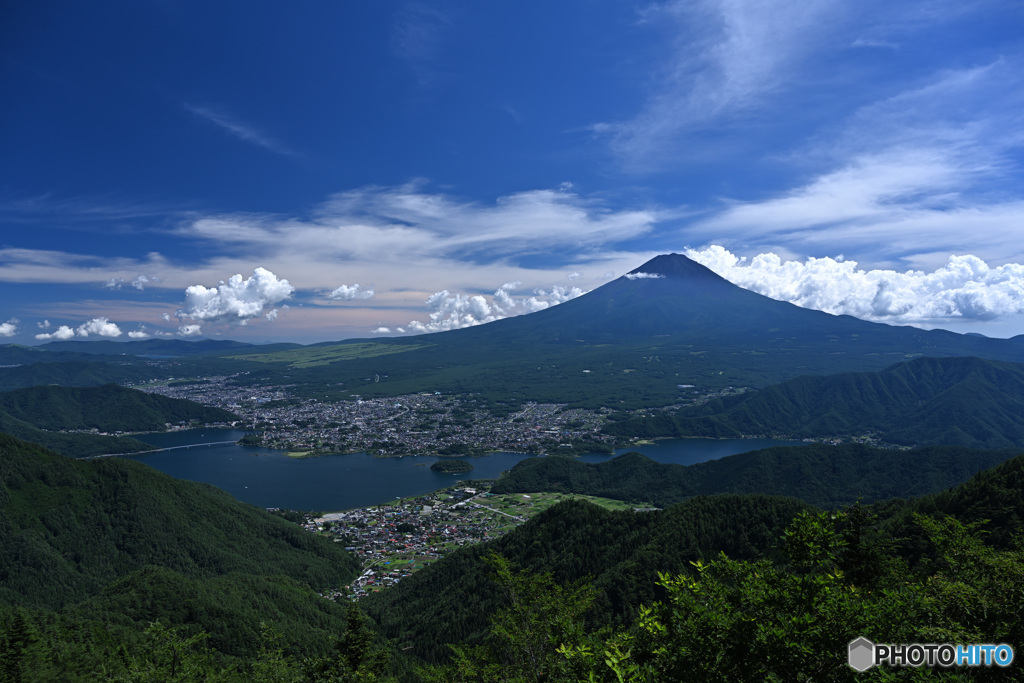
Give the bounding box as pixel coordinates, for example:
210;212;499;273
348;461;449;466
89;440;238;459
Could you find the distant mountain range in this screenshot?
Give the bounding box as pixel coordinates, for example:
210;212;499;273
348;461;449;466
606;355;1024;448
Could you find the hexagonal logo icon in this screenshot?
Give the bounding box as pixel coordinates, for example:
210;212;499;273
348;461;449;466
848;637;875;672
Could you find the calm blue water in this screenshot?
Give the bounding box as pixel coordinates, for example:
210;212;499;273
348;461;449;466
128;429;803;512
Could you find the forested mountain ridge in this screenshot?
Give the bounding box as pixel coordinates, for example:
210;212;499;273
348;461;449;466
0;432;359;611
490;443;1020;508
0;410;153;459
360;494;812;663
364;452;1024;678
0;383;238;457
0;383;238;433
0;360;166;392
2;432;1023;678
606;355;1024;448
0;431;370;676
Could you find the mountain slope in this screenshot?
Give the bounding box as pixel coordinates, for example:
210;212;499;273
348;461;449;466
365;450;1024;666
0;383;238;433
361;494;810;662
490;444;1018;509
0;360;165;391
606;356;1024;448
0;384;239;457
0;432;360;610
0;410;153;458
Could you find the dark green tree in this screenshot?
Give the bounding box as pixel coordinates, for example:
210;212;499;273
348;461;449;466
303;603;394;682
424;553;596;683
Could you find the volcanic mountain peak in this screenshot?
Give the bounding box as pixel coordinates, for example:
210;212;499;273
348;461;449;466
627;252;728;284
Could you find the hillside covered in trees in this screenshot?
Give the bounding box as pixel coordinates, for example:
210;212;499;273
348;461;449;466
605;356;1024;448
0;432;366;678
2;431;1024;679
491;443;1020;508
0;384;238;457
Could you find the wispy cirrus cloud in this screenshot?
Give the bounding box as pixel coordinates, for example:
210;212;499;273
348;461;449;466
391;2;454;89
177;183;661;274
686;60;1024;268
183;103;299;157
597;0;1018;173
599;0;846;169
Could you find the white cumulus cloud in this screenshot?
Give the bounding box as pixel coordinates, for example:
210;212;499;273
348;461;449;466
77;317;123;337
128;329;150;339
176;267;294;326
35;326;75;341
132;275;158;290
328;283;375;301
624;272;665;280
687;245;1024;324
178;324;203;337
0;318;17;337
103;274;160;291
405;281;585;333
34;317;122;340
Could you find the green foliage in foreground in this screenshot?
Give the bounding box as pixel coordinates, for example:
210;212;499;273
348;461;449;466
2;509;1020;681
492;444;1018;509
360;495;811;663
0;600;399;682
424;512;1023;682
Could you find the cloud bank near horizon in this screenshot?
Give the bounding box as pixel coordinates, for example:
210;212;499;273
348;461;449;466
34;317;123;340
688;246;1024;327
376;281;586;335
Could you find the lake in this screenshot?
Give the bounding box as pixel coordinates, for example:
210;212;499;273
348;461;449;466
129;429;804;512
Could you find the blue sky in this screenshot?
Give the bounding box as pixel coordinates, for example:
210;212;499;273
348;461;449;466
3;0;1024;344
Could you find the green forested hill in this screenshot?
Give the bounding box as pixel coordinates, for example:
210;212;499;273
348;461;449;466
0;383;238;433
0;360;166;391
0;432;369;675
0;383;239;457
606;356;1024;447
0;410;153;458
872;452;1024;556
363;452;1024;676
491;444;1018;508
361;494;811;662
0;432;359;611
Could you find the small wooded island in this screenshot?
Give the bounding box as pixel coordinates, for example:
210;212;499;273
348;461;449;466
430;459;474;473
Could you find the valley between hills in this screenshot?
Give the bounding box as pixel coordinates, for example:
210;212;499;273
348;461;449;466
3;254;1024;681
